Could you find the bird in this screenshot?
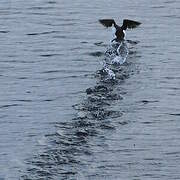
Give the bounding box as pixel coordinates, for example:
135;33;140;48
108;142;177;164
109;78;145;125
99;19;141;42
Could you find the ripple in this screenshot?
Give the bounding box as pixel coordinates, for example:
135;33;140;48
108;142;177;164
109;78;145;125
99;123;116;130
0;104;21;109
47;1;57;4
43;99;55;102
169;113;180;116
94;41;107;47
0;30;9;33
40;70;61;74
26;31;59;36
151;5;165;9
52;35;67;39
12;99;32;102
27;6;55;10
39;53;62;57
164;0;177;4
126;39;140;44
139;100;159;104
26;12;48;15
87;51;104;57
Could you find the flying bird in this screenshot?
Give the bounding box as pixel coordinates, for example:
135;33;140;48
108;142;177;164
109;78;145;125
99;19;141;42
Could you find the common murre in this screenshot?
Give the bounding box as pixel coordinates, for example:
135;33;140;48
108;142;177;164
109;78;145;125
99;19;141;42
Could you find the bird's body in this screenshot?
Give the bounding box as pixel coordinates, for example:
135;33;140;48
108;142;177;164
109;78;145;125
99;19;141;42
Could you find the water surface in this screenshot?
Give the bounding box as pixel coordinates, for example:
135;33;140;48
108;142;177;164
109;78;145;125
0;0;180;179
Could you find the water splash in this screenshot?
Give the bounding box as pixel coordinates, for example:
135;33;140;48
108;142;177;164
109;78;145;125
103;67;116;80
102;40;129;80
112;41;128;65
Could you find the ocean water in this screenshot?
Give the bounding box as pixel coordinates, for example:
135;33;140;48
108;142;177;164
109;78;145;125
0;0;180;179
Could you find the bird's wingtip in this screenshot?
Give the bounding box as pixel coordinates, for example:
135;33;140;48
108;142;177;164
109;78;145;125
122;19;141;30
99;19;115;28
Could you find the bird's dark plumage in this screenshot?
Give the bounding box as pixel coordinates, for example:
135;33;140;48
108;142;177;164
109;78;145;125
99;18;141;42
121;19;141;30
99;19;115;28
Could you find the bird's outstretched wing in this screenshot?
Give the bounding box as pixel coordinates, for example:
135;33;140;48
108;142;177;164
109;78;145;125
122;19;141;30
99;19;115;28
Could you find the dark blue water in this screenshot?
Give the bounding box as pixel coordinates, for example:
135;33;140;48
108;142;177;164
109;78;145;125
0;0;180;179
